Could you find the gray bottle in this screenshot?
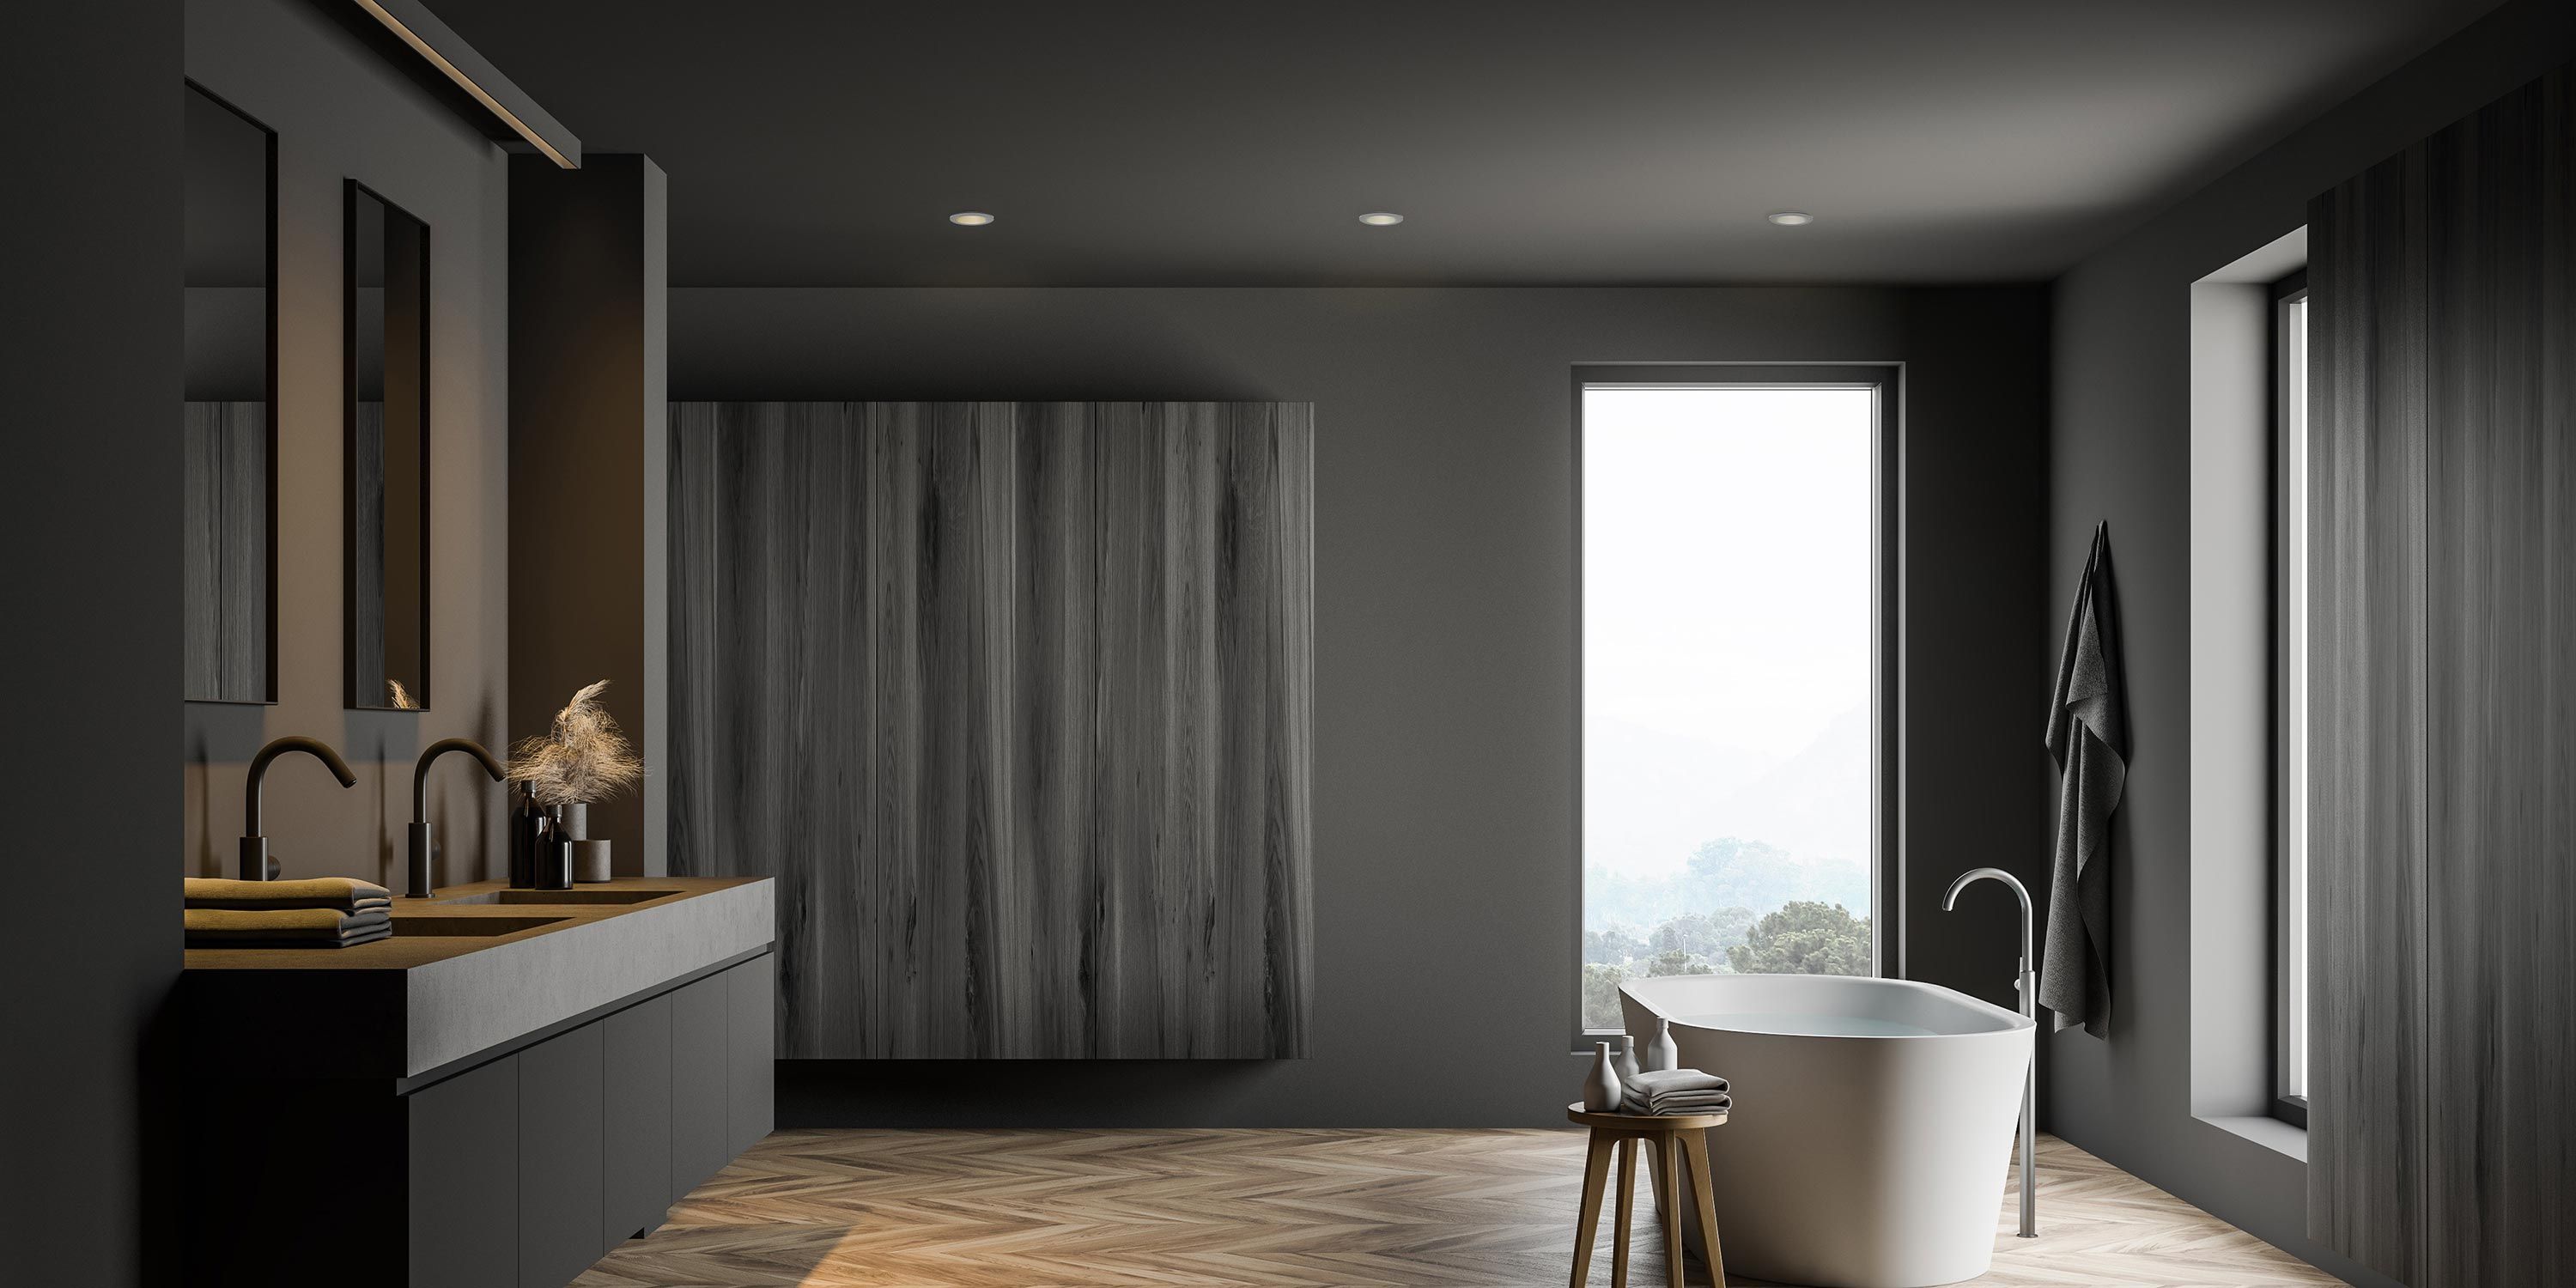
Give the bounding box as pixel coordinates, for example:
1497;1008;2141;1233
1645;1017;1680;1072
1582;1042;1623;1112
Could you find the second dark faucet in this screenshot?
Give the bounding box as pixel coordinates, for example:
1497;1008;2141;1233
410;738;506;898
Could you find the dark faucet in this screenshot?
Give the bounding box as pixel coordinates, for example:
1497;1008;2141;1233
409;738;505;898
240;736;357;880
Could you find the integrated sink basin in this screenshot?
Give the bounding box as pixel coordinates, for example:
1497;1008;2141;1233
391;914;571;937
435;888;683;906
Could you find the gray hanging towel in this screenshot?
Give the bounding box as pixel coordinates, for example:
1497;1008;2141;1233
2041;522;2127;1038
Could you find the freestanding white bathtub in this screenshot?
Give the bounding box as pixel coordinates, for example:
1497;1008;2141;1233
1619;973;2032;1288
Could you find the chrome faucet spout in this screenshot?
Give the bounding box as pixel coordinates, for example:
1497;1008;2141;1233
240;736;357;880
1942;866;2034;969
1946;864;2040;1239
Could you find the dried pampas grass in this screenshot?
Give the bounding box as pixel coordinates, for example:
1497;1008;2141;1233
386;678;420;709
508;679;644;805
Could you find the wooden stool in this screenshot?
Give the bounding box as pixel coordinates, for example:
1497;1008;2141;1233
1565;1102;1728;1288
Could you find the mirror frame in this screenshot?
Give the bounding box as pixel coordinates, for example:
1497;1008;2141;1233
182;81;280;705
342;179;433;712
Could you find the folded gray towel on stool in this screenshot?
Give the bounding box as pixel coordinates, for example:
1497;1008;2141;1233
185;877;393;914
1621;1091;1732;1116
1624;1068;1728;1096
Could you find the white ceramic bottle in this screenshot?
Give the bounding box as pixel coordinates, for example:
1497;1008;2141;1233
1582;1042;1623;1112
1645;1017;1679;1072
1613;1033;1641;1088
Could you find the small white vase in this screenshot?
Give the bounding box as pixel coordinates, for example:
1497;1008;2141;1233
1613;1034;1641;1088
1582;1042;1623;1112
1645;1017;1679;1072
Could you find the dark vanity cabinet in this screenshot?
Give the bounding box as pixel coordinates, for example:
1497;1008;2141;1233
602;992;676;1246
407;1057;519;1288
190;951;775;1288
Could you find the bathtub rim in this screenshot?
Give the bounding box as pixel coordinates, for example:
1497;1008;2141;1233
1619;973;2034;1042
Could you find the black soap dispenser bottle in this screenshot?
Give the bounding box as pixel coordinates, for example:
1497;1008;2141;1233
508;786;550;889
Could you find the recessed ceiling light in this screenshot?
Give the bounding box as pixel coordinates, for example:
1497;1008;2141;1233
1767;211;1814;226
949;211;995;226
1358;211;1405;227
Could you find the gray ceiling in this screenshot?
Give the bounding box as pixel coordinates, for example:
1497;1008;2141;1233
430;0;2499;287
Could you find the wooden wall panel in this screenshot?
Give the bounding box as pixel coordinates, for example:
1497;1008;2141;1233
181;400;267;702
669;401;1313;1059
2309;65;2576;1288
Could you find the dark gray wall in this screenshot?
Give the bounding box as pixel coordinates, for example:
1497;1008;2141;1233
509;154;668;876
673;284;2047;1125
2046;0;2576;1281
0;1;179;1284
182;0;513;889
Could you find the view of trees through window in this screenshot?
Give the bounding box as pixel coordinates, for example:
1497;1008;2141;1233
1582;386;1875;1030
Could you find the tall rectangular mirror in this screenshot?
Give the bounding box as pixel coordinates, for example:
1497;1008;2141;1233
344;181;431;711
183;83;276;703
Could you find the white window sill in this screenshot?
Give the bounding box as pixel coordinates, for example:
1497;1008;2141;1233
2198;1113;2308;1163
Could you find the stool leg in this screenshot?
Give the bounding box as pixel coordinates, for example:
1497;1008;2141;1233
1571;1130;1618;1288
1612;1137;1637;1288
1683;1130;1725;1285
1658;1135;1686;1288
1643;1133;1666;1222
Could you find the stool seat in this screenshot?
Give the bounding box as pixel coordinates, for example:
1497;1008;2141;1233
1565;1103;1729;1132
1564;1102;1728;1287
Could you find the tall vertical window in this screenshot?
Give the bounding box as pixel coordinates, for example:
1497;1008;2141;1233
1581;382;1880;1032
2275;276;2311;1126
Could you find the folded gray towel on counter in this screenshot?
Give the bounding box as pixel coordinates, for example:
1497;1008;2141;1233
185;877;394;914
188;926;392;950
1624;1068;1728;1095
184;906;392;945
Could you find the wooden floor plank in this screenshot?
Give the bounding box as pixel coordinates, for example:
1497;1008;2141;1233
575;1129;2335;1287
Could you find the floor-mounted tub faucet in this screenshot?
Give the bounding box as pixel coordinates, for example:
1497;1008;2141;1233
1944;866;2037;1238
409;738;505;898
240;736;357;880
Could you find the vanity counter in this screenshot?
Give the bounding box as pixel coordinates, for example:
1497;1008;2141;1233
180;875;773;1079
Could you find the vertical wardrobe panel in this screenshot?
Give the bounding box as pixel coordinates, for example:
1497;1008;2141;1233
1091;400;1173;1057
666;404;724;893
1012;401;1098;1056
858;401;925;1058
407;1056;518;1288
670;400;1315;1059
1223;399;1320;1056
518;1022;607;1288
669;971;730;1195
603;993;673;1244
2310;64;2576;1288
727;955;776;1155
2418;73;2576;1288
2308;143;2431;1284
2535;70;2576;1283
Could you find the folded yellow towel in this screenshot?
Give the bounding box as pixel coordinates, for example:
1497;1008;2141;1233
184;877;392;913
184;906;392;942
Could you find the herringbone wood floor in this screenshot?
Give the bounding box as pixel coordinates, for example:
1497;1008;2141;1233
574;1129;2335;1287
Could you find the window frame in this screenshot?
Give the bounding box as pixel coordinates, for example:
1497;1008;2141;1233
1571;363;1903;1046
2269;271;2311;1130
